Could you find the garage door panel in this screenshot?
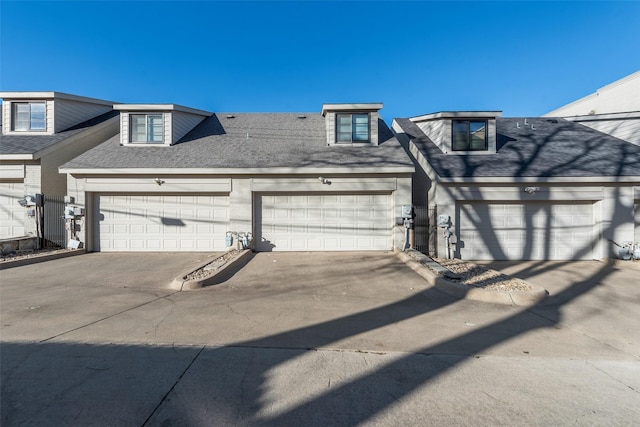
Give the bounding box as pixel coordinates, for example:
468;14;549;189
96;193;229;252
459;202;593;261
257;193;391;251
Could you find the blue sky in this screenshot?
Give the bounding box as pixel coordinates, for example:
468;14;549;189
1;1;639;122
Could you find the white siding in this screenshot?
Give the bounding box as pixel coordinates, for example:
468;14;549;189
635;201;640;242
1;102;10;133
545;71;640;116
572;117;640;145
416;119;445;150
171;111;205;144
54;99;112;132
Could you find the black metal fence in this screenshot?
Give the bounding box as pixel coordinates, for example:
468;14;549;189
43;195;66;248
414;205;436;256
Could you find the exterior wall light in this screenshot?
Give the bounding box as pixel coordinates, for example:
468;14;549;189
524;186;540;194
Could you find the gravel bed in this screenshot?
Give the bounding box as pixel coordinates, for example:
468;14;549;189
432;257;532;291
182;249;240;281
0;248;75;263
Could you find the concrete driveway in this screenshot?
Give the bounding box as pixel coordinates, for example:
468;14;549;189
1;252;639;426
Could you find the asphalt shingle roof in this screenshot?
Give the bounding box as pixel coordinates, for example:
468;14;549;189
0;111;118;155
394;117;640;178
62;113;414;170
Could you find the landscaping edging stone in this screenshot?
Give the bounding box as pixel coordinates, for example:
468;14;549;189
170;249;254;291
394;249;548;306
0;249;86;270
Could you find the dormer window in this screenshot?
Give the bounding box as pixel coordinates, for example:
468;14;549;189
336;113;370;143
130;114;164;143
452;120;487;151
13;102;46;131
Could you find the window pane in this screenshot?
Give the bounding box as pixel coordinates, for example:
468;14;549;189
352;114;369;141
452;121;468;150
14;104;30;130
130;115;145;142
29;103;46;130
469;121;486;149
148;114;163;142
336;115;352;142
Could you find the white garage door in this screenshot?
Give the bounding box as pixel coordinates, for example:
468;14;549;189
0;182;26;238
96;194;229;252
256;193;392;251
458;202;594;260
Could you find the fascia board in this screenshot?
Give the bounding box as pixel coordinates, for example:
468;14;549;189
564;111;640;121
409;111;503;122
0;91;115;105
0;154;34;160
114;104;212;116
60;166;415;175
437;176;640;184
321;103;383;116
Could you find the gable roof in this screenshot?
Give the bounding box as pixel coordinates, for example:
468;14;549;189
0;110;118;157
61;113;414;173
394;117;640;179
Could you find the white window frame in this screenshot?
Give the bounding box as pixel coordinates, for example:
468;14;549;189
12;102;46;131
130;113;164;144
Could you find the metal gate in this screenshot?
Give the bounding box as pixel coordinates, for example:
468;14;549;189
414;205;436;256
43;195;66;248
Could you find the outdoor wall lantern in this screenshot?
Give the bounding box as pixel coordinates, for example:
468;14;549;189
524;186;540;194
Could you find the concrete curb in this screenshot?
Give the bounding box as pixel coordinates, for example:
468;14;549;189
0;249;86;270
170;249;254;291
394;250;547;306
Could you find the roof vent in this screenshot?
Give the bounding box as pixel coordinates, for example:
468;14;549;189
226;114;235;119
546;119;558;123
297;115;306;119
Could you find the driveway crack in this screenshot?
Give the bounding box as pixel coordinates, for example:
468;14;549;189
140;345;205;427
39;291;180;343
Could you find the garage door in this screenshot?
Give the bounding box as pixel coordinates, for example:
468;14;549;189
0;182;26;238
458;202;594;260
256;193;392;251
96;194;229;251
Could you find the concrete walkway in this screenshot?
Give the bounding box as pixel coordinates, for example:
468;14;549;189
1;252;639;426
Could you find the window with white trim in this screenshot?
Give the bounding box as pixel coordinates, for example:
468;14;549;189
336;113;370;143
130;114;164;143
13;102;46;131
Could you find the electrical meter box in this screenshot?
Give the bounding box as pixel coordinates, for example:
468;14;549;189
437;214;450;228
401;205;415;219
18;194;43;207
